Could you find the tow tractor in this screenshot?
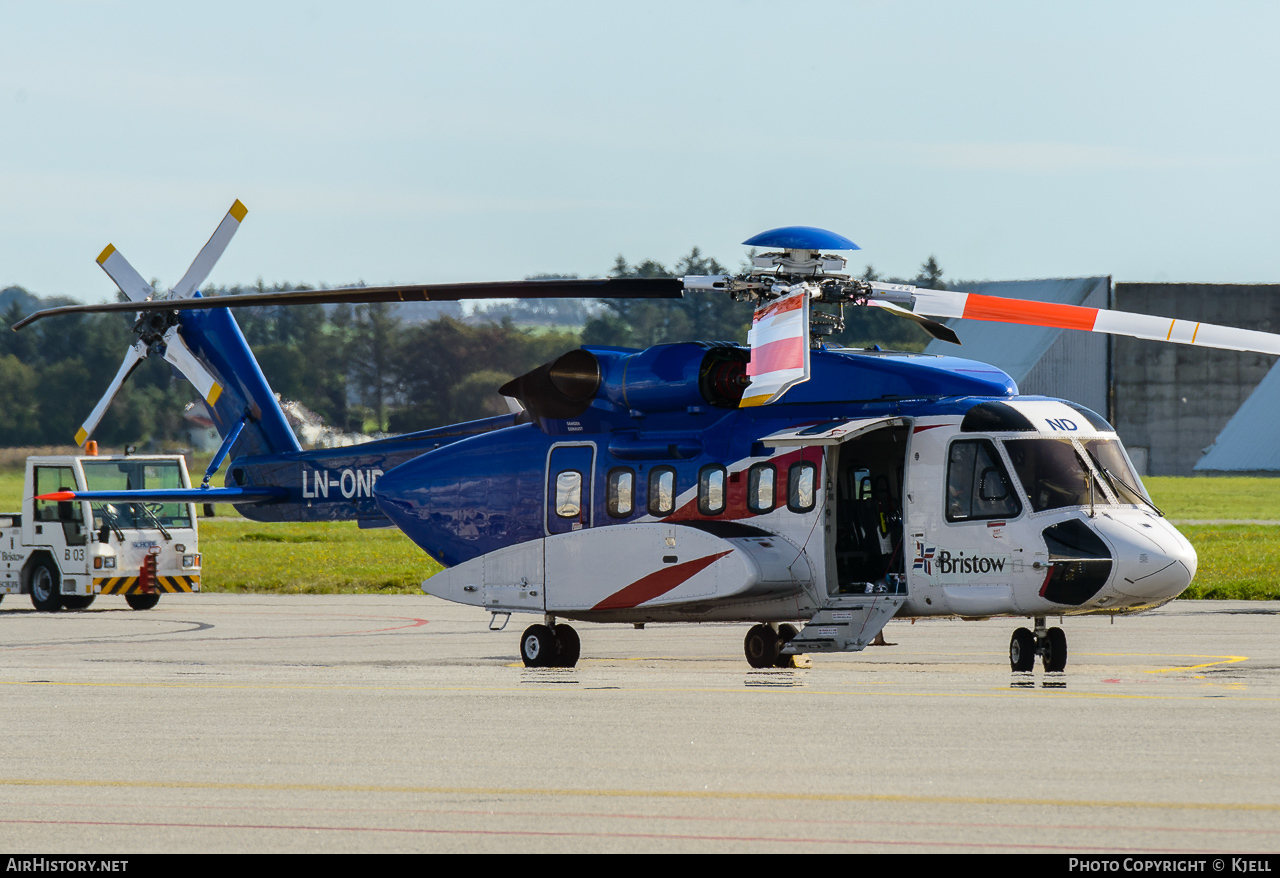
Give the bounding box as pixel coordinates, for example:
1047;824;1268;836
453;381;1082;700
0;451;200;611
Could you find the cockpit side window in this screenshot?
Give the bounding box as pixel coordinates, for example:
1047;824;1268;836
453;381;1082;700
945;439;1021;522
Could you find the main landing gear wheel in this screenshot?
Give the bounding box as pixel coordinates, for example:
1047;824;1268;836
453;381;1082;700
744;624;780;669
62;594;96;611
521;624;556;668
125;592;160;611
1009;627;1035;672
29;559;62;612
554;624;581;668
774;623;799;669
1043;626;1068;673
521;623;582;668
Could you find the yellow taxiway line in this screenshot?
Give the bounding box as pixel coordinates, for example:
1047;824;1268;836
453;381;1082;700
0;776;1276;814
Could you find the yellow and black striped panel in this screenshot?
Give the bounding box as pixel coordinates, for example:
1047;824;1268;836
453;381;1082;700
94;576;200;594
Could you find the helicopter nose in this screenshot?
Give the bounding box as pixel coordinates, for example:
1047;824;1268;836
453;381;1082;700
1094;512;1197;604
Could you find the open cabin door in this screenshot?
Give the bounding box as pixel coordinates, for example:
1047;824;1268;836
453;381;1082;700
763;417;910;653
758;416;908;449
761;416;909;593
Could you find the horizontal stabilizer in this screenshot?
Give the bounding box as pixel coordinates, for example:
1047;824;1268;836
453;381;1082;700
36;487;287;504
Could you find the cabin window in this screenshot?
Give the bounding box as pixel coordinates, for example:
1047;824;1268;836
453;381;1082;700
33;465;86;547
82;458;191;529
946;439;1021;522
747;464;776;514
787;462;817;513
554;470;583;518
606;468;635;517
33;466;79;523
648;467;676;516
698;465;727;516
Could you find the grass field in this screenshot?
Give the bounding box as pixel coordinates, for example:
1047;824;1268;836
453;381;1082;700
1;463;1275;598
201;520;439;594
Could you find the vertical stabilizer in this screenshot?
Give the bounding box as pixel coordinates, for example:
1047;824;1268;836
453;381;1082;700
177;303;301;458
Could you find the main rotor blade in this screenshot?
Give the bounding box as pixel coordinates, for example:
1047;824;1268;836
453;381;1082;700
910;288;1280;356
741;288;811;407
96;245;155;302
866;299;961;345
11;277;686;330
160;326;224;405
75;342;146;446
170;200;247;299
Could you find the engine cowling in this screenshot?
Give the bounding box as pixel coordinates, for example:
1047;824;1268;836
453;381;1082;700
500;342;749;420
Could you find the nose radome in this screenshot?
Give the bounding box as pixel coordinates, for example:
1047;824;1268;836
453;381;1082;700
1099;514;1197;602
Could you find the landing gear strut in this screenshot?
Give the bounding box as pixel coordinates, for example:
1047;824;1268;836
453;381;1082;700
520;616;581;668
1009;618;1067;672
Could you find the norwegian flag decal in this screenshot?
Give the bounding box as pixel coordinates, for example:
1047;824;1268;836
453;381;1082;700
912;540;936;575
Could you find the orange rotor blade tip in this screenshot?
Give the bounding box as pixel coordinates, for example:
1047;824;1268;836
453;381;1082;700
35;492;76;502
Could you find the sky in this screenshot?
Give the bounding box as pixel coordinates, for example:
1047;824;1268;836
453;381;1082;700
4;1;1280;304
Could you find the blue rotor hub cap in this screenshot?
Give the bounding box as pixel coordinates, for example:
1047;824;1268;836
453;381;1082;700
742;226;860;251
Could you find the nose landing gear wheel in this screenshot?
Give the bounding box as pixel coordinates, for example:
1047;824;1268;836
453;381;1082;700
1043;626;1067;672
744;624;780;669
1010;627;1035;672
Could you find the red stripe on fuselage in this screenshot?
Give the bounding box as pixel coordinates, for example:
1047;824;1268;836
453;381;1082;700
591;551;733;611
962;294;1099;332
663;446;818;524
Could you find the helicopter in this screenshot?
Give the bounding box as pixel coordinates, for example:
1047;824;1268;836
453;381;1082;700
19;203;1280;672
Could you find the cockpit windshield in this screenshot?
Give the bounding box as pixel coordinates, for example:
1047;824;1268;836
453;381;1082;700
81;459;192;530
1080;438;1149;506
1003;438;1104;513
1003;438;1149;513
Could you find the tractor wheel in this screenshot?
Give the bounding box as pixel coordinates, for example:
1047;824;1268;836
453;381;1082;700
29;559;62;612
125;592;160;610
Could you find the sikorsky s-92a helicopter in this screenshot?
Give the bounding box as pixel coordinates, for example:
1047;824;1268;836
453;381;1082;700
20;203;1280;671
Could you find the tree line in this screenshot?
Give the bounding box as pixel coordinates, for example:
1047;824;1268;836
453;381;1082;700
0;253;948;448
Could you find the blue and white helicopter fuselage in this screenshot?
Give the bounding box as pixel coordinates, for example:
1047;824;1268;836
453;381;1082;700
367;345;1192;652
27;210;1227;671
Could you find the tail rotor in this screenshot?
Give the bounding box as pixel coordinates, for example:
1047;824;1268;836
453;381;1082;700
72;201;246;446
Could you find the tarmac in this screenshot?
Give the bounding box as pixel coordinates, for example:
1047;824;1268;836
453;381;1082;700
0;594;1277;853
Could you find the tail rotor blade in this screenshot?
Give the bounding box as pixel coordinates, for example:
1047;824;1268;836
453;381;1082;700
160;326;224;405
96;245;155;302
169;200;247;299
75;342;147;446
